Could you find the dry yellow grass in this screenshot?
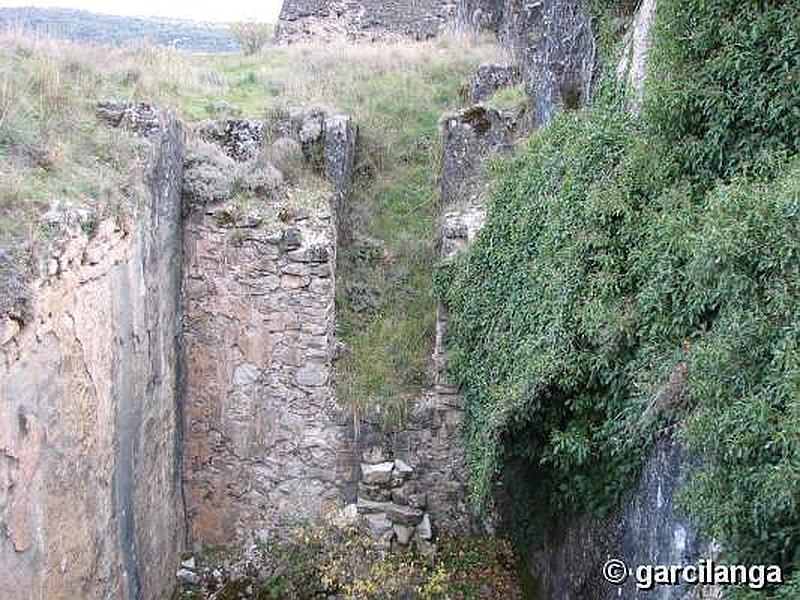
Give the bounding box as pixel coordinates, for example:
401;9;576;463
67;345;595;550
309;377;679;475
0;26;502;235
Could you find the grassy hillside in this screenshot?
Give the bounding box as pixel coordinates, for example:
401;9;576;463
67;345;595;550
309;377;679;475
0;28;501;420
438;0;800;596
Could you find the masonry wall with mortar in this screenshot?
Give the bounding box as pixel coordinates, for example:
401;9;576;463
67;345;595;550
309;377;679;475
182;196;359;546
181;110;361;548
276;0;459;43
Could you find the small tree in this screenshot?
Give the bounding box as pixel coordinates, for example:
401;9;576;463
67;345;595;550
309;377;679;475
229;22;273;55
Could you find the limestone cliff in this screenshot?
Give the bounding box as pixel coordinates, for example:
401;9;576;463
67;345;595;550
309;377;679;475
460;0;597;122
0;114;185;600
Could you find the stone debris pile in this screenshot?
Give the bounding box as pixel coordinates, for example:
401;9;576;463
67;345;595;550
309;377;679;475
354;449;436;558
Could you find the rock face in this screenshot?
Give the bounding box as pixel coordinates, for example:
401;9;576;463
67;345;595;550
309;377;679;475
528;437;711;600
472;0;597;124
181;108;359;547
616;0;657;115
276;0;458;43
440;105;530;205
0;116;185;599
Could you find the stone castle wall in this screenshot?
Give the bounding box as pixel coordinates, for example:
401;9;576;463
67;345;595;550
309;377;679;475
181;110;360;547
181;184;357;546
0;115;186;600
276;0;458;43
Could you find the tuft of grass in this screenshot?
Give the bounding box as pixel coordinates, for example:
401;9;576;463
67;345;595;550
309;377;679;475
482;84;527;112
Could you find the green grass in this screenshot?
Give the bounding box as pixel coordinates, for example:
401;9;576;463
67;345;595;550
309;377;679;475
1;30;501;426
321;46;497;428
483;85;527;112
0;37;149;239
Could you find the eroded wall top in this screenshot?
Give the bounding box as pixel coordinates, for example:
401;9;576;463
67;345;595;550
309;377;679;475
276;0;458;42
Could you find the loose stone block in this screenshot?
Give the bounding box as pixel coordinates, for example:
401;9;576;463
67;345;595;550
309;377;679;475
295;363;327;387
356;498;392;515
393;523;415;546
365;513;392;536
361;461;394;485
417;514;433;541
360;483;392;503
393;458;413;477
386;503;424;526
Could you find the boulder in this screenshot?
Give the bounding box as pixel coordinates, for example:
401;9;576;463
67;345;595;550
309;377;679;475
198;118;265;162
464;63;521;105
96;100;162;138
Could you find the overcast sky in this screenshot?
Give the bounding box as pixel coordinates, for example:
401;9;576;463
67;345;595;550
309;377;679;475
0;1;284;22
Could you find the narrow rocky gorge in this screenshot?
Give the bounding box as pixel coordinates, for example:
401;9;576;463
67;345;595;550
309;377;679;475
2;0;750;598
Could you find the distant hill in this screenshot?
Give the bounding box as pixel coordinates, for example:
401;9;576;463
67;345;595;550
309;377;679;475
0;6;239;52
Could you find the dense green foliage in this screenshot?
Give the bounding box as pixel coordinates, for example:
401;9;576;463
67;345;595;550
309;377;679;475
647;0;800;181
438;0;800;594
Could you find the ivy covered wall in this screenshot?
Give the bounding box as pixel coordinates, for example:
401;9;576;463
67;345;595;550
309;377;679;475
437;0;800;596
